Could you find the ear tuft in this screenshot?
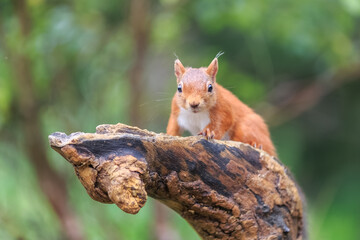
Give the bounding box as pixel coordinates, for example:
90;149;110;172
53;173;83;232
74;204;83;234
174;59;186;80
215;51;224;59
206;58;218;79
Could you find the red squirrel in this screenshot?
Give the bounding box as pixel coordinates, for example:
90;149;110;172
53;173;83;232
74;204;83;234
166;56;277;157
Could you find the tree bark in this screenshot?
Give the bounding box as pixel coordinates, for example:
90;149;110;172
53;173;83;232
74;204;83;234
11;1;84;239
49;123;305;240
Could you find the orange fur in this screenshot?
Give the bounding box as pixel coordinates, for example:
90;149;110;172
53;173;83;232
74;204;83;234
167;58;277;157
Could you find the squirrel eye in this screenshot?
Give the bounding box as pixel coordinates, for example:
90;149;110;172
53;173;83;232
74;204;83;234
177;84;182;93
208;84;213;93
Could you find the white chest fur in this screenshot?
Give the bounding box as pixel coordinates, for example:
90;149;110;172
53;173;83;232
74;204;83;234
177;108;210;136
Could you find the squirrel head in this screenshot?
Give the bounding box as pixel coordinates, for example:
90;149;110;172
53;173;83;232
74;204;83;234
174;58;218;113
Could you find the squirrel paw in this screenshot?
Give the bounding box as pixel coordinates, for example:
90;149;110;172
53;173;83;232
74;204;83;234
198;128;215;140
252;142;263;150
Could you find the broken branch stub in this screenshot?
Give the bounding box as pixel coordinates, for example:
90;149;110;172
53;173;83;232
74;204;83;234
49;123;305;240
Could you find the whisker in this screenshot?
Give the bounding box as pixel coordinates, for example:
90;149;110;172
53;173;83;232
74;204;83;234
138;98;172;108
153;98;172;102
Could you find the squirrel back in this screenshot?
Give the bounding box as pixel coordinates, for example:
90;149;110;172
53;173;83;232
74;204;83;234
166;57;277;157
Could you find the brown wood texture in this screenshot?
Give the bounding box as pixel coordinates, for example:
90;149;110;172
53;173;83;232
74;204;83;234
49;123;305;240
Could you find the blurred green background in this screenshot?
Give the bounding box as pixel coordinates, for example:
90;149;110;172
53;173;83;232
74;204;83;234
1;0;359;239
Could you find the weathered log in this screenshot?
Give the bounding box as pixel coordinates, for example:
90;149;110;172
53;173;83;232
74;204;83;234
48;123;305;240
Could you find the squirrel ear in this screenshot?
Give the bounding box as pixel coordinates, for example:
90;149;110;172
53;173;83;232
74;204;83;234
206;58;218;80
174;59;186;80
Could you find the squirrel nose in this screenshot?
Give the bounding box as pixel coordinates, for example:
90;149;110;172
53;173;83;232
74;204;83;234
190;102;200;109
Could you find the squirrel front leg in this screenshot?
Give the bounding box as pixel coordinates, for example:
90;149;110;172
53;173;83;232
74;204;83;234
166;113;181;136
199;109;233;140
167;96;182;136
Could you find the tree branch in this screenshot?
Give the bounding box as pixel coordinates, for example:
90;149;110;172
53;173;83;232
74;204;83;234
260;64;360;126
128;0;151;127
10;1;84;239
49;123;305;240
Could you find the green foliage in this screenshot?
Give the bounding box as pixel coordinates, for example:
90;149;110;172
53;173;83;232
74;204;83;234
0;144;60;240
0;0;359;239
